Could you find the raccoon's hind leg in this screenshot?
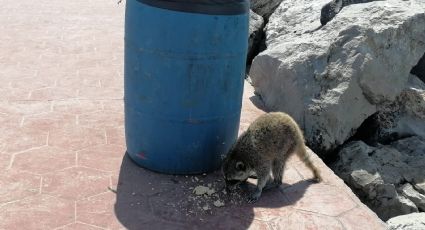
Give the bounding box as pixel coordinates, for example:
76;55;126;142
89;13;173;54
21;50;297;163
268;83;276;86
272;158;284;186
263;158;285;191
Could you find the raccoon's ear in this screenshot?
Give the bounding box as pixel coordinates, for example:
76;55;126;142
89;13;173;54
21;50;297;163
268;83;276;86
235;161;245;171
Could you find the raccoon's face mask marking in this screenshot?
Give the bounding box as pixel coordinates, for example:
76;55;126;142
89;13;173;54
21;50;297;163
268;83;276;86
234;161;252;180
223;159;250;181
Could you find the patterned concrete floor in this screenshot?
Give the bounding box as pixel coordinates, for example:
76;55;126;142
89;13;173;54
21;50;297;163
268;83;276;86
0;0;386;229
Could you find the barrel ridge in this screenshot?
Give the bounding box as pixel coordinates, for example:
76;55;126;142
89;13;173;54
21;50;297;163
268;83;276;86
137;0;250;15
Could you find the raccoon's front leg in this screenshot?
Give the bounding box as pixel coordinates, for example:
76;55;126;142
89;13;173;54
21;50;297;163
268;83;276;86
248;166;270;203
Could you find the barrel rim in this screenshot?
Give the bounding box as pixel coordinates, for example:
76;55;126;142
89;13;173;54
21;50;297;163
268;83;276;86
136;0;250;15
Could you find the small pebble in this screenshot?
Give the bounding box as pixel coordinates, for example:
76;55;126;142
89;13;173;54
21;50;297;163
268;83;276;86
213;200;225;207
193;186;212;195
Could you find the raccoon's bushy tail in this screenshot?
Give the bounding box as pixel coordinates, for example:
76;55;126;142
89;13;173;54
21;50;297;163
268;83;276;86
296;144;322;182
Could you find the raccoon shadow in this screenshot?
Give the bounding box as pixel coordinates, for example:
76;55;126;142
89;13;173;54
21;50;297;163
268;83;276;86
114;153;313;230
239;179;315;209
114;153;256;230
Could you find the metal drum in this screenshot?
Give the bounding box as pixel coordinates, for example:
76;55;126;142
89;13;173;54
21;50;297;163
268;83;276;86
124;0;249;174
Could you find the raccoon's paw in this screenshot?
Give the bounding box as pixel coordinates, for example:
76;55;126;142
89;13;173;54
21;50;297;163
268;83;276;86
247;190;262;203
225;179;241;192
247;195;259;203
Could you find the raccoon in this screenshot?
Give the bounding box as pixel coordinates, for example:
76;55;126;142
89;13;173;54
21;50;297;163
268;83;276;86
222;112;322;202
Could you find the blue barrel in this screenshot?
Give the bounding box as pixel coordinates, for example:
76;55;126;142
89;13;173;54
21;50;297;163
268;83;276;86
124;0;249;174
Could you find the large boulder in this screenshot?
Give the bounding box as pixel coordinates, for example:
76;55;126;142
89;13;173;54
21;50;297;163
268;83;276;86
333;137;425;220
387;213;425;230
249;0;425;155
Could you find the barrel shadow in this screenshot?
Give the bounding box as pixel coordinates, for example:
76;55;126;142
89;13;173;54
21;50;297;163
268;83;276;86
114;153;312;229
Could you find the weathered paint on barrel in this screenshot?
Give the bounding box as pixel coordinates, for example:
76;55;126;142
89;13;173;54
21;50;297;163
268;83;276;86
124;0;249;174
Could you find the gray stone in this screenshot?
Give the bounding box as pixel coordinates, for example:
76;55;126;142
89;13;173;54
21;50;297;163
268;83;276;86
248;10;265;62
369;78;425;143
250;0;425;155
391;136;425;169
391;136;425;157
414;181;425;195
320;0;381;25
398;183;425;211
387;213;425;230
337;141;375;170
333;138;425;220
388;86;425;139
373;194;418;221
370;147;408;185
250;0;283;18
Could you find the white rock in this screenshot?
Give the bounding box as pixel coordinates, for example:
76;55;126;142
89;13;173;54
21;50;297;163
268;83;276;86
213;200;225;207
387;213;425;230
399;183;425;211
250;0;425;155
387;87;425;138
365;76;425;143
414;181;425;195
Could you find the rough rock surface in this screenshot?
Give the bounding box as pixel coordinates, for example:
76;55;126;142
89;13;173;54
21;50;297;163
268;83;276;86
333;136;425;220
320;0;380;25
250;0;425;155
353;75;425;145
248;10;265;64
387;213;425;230
250;0;283;18
380;76;425;140
399;184;425;212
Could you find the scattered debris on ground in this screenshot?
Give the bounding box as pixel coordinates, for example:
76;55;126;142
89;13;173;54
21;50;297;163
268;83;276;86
160;174;251;217
193;185;215;196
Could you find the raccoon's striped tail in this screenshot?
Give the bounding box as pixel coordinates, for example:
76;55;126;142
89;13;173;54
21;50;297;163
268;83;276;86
296;145;322;182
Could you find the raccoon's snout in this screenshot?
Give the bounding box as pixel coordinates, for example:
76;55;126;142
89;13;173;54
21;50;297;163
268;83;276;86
225;179;240;193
